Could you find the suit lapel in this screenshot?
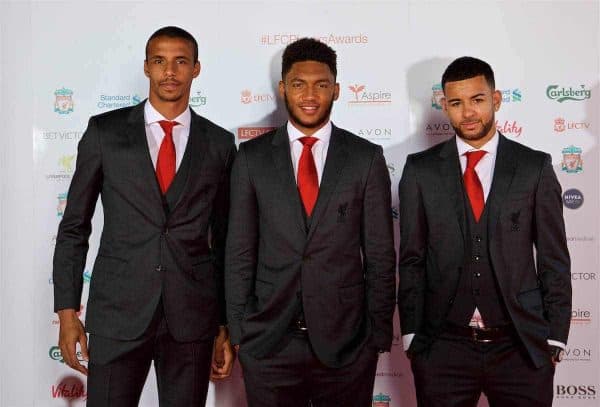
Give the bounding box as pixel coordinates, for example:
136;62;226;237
126;102;166;222
166;109;207;214
438;137;467;242
487;134;517;240
271;127;306;234
306;125;348;243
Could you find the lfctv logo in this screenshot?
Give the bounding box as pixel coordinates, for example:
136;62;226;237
237;127;276;140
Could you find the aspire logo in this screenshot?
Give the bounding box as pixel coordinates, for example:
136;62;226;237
347;84;392;105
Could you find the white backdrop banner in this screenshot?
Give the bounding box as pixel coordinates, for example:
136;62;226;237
3;1;598;406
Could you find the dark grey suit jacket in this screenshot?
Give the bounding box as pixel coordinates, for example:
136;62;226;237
398;134;571;368
53;101;236;342
225;125;396;368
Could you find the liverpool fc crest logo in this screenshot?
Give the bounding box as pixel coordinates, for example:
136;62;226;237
373;393;391;407
561;145;583;174
54;87;74;115
554;118;566;132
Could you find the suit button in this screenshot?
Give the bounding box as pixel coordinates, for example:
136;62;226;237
474;235;482;242
474;255;481;261
474;272;481;278
448;298;454;305
156;265;163;272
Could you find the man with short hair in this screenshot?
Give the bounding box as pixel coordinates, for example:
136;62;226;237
398;56;571;406
53;26;235;406
225;38;396;407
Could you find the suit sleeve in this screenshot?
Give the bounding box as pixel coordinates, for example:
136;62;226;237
53;117;103;312
397;156;427;345
210;138;237;325
225;143;258;344
361;146;397;351
534;154;571;344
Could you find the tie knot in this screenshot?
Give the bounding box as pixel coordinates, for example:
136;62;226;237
465;150;486;169
159;120;179;135
299;136;318;148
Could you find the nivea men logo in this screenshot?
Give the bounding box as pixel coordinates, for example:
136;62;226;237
563;189;583;209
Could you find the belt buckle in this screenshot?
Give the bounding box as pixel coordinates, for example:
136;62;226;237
472;328;492;343
295;320;308;331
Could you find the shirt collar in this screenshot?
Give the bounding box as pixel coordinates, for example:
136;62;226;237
287;120;332;144
455;130;499;157
144;100;191;128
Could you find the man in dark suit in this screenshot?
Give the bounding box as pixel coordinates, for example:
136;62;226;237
398;56;571;406
225;38;396;407
53;26;236;406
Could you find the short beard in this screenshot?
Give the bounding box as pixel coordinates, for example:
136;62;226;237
453;115;495;142
283;92;334;132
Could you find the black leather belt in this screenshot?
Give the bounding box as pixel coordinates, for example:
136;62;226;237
444;324;514;343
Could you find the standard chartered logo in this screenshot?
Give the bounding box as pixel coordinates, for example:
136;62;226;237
546;85;591;102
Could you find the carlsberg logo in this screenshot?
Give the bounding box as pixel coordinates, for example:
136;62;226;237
546;85;591;102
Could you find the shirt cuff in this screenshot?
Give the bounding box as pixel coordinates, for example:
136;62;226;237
402;334;415;351
547;339;566;350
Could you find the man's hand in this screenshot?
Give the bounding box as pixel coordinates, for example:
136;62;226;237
57;309;89;376
210;326;235;381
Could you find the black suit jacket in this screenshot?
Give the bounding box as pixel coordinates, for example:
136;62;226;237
53;101;236;342
398;134;571;368
225;125;396;368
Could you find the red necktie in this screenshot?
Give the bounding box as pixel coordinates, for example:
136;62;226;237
464;150;487;222
156;120;178;194
297;137;319;216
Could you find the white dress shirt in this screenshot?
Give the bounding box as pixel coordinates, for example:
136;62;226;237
287;120;332;184
402;132;564;351
144;100;191;171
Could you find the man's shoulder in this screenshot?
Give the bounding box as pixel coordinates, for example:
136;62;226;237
237;126;279;152
336;126;383;156
191;111;235;146
500;134;550;166
405;138;450;166
90;104;138;125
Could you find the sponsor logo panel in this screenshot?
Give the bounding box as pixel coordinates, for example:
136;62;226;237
554;117;591;133
571;308;592;325
237;127;276;140
348;84;392;106
51;377;87;400
259;33;368;46
372;393;392;406
563;188;584;209
561;145;583;174
546;85;592;103
555;384;596;400
54;87;74;115
240;90;275;104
